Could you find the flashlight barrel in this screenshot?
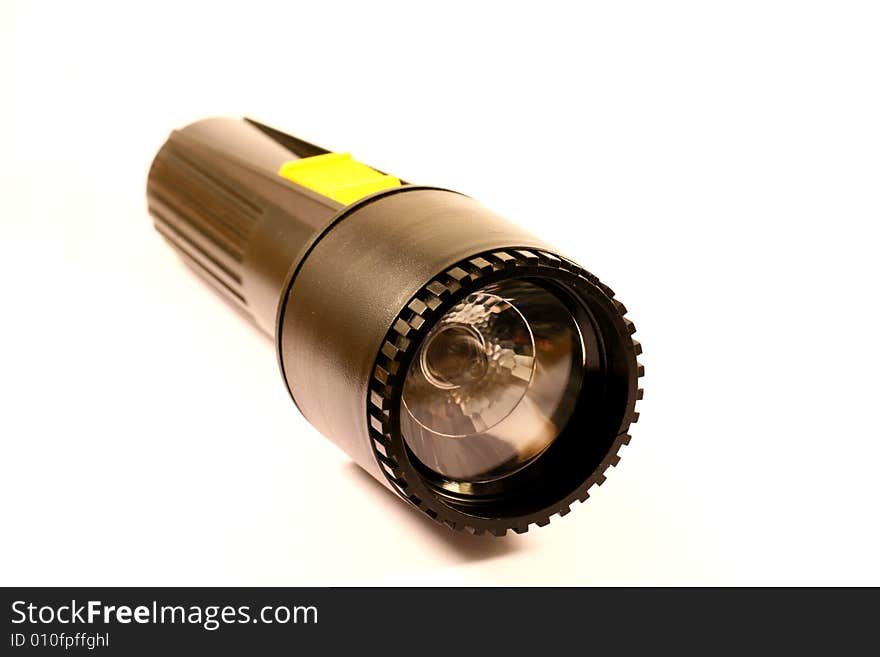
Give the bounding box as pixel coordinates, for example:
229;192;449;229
147;117;642;534
147;117;344;334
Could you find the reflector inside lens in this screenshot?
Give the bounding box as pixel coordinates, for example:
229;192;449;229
401;279;585;483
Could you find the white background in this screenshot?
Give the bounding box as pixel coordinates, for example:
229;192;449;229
2;1;878;585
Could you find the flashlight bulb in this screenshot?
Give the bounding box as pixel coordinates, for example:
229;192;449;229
421;324;491;390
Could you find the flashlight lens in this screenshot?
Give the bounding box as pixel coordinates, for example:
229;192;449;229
401;279;585;482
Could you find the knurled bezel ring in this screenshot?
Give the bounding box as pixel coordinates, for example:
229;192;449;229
367;248;643;535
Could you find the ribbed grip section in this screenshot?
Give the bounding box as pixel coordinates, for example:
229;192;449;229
147;118;346;334
148;146;262;312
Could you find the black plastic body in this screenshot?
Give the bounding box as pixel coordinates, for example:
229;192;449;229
147;118;642;535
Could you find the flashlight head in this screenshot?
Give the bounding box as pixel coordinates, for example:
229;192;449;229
278;188;641;535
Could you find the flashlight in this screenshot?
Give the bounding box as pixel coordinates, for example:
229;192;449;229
146;118;642;535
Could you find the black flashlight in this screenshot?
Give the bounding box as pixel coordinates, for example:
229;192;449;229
146;118;642;535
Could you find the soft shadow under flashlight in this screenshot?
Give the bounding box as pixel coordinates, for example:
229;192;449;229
147;118;643;535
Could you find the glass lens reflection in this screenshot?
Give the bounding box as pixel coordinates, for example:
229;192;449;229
401;279;584;482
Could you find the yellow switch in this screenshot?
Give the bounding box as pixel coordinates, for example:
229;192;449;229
278;152;401;205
